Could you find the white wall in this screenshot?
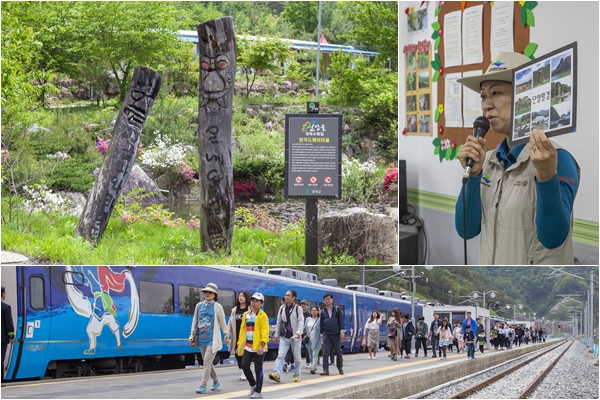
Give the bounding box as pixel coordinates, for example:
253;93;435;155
399;2;599;264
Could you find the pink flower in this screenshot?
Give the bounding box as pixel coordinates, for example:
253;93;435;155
95;137;110;155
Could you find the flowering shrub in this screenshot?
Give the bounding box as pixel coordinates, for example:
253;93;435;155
139;135;192;170
1;146;9;163
233;180;257;198
342;158;380;202
47;151;69;159
383;166;398;191
95;137;110;155
178;164;195;181
21;183;71;215
139;135;197;197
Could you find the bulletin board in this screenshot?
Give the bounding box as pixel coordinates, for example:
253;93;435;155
435;1;530;150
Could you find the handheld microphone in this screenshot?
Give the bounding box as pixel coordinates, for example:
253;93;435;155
463;116;490;180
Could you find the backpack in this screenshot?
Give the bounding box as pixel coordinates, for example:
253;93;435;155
278;304;300;337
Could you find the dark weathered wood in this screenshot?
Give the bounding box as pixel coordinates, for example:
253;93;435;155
197;17;236;252
75;66;161;244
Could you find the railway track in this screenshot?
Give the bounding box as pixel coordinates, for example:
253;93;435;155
450;341;573;399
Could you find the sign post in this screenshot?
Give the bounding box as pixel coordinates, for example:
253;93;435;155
285;113;342;264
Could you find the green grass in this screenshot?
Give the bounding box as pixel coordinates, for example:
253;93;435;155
1;209;309;265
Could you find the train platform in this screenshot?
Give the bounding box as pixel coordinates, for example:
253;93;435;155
2;340;559;399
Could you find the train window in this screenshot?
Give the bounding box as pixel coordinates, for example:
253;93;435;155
140;281;174;314
30;276;45;310
179;285;204;315
62;270;84;286
219;290;235;316
379;310;387;321
263;295;279;316
335;304;345;318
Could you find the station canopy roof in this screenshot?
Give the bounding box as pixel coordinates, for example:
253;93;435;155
178;30;379;57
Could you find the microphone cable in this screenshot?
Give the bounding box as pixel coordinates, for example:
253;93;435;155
462;176;468;265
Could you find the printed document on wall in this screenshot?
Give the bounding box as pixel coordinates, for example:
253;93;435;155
490;2;514;58
462;5;483;65
445;73;463;127
463;70;484;128
444;10;462;68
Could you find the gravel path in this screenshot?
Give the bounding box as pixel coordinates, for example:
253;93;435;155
422;342;564;399
422;340;599;400
529;340;599;399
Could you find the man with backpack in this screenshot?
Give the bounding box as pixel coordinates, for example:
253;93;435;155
319;293;345;376
269;290;304;383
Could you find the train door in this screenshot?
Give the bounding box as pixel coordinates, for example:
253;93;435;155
1;267;17;381
6;266;53;380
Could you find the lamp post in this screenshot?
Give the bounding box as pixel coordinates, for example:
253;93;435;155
505;304;523;324
471;290;497;310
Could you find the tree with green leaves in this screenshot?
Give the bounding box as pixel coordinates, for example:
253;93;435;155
77;2;184;102
237;37;290;97
339;1;398;64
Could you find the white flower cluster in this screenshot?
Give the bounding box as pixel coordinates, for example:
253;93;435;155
22;184;71;214
342;158;376;178
46;151;69;159
139;136;192;169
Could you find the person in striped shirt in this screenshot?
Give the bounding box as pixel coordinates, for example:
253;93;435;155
237;293;270;399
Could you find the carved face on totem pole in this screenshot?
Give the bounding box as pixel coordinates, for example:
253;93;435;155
198;17;236;116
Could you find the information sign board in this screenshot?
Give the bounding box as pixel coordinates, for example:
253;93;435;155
285;114;342;199
510;42;577;144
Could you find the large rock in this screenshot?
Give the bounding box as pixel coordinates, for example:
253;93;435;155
59;87;74;99
122;165;166;206
318;207;398;264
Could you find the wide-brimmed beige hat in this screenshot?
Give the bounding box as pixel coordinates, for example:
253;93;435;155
201;283;219;294
457;52;532;93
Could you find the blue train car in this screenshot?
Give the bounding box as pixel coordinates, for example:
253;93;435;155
1;266;423;380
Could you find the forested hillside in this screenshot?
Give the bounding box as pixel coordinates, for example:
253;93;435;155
281;266;598;322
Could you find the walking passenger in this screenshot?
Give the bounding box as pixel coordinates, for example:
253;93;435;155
190;283;230;394
401;313;415;359
438;319;453;360
269;290;304;383
414;315;429;358
477;328;486;354
465;325;476;360
227;291;251;381
363;311;383;359
300;300;311;369
429;313;441;358
386;309;402;361
319;293;345;375
238;293;269;400
306;306;321;374
454;322;464;353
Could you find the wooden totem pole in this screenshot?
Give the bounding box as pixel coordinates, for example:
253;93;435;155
75;66;161;243
197;17;236;252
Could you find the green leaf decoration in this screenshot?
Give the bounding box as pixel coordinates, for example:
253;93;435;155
431;60;440;70
435;52;441;66
439;149;445;162
434;36;441;51
434;107;440;121
432;21;441;30
450;147;457;160
524;1;538;10
434;146;440;155
433;137;441;146
432;30;439;40
435;5;442;17
526;8;535;27
433;70;440;82
523;42;538;58
521;7;527;27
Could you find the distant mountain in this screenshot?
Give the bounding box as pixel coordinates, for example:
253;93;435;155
274;266;598;325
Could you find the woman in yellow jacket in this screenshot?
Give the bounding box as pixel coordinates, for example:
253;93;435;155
237;293;270;399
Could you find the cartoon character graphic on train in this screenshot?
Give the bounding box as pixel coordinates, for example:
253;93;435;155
64;266;139;355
